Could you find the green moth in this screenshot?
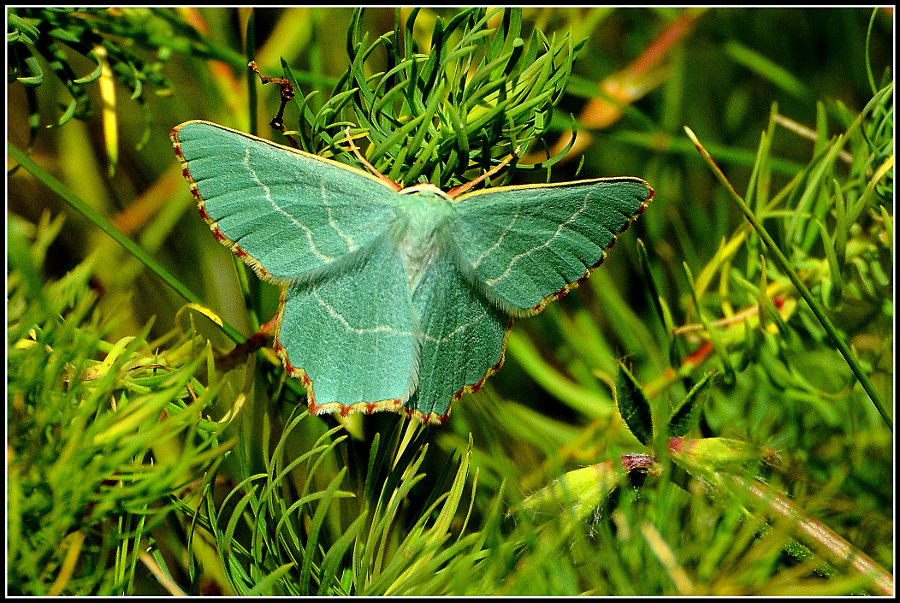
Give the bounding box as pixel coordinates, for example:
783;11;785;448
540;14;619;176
171;120;653;425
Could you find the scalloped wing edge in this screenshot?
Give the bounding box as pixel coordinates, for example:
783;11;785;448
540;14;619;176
272;284;515;426
462;179;655;318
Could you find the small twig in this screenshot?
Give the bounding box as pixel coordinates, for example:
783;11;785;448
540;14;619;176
248;61;298;146
773;114;854;165
342;126;401;190
733;474;894;596
214;316;277;373
448;146;521;198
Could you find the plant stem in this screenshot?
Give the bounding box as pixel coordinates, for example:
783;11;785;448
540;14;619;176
683;127;891;431
8;143;246;345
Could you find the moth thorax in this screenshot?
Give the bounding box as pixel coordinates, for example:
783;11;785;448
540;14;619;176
398;185;454;289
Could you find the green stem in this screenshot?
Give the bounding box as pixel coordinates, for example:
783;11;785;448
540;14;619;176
241;8;262;334
8;143;246;345
732;473;894;596
683;127;891;431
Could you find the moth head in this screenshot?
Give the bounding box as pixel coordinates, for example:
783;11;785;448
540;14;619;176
398;183;452;201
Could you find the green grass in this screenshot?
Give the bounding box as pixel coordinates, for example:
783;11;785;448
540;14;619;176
7;7;893;596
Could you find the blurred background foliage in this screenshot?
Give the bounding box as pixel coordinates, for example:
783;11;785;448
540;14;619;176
7;7;893;595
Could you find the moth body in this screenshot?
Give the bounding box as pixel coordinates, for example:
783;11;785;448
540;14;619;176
171;120;653;425
396;185;456;293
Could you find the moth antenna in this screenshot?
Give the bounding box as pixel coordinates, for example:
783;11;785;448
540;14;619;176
448;145;522;198
342;127;402;191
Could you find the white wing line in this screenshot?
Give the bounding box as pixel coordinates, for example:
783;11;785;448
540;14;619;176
243;149;333;263
321;183;357;252
484;191;590;287
312;288;412;336
313;288;489;344
422;309;490;343
471;208;521;269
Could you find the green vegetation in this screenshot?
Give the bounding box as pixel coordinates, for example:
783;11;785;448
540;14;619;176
8;7;893;595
